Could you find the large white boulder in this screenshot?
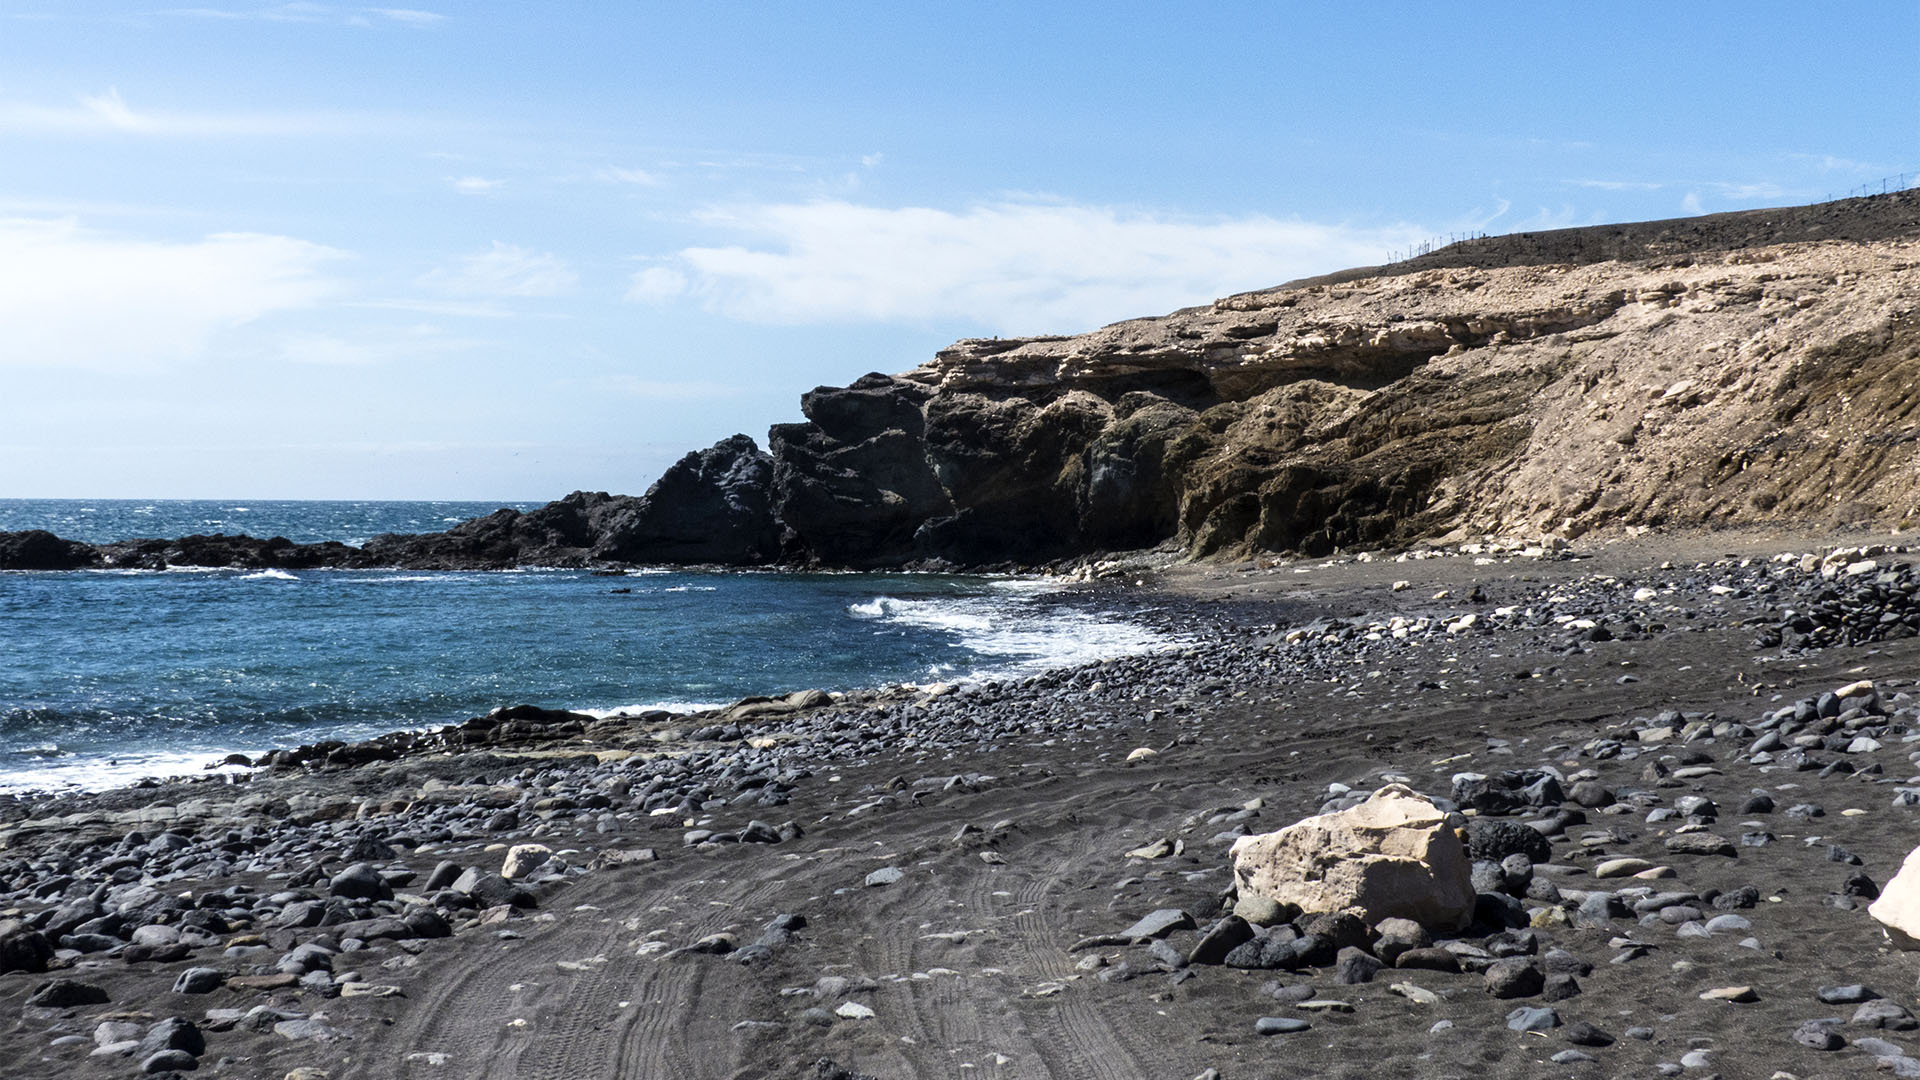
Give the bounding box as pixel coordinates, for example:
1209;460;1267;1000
501;843;554;881
1869;844;1920;948
1228;783;1475;931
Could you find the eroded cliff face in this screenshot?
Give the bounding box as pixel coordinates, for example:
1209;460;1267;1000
769;234;1920;565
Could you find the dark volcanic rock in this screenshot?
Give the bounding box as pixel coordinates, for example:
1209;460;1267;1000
1467;818;1554;864
25;979;109;1007
589;435;779;564
0;529;100;570
0;919;54;974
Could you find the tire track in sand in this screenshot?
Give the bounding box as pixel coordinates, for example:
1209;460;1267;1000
354;853;801;1080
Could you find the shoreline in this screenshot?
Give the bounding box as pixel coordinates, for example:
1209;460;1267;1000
4;521;1906;806
0;570;1176;803
4;529;1920;1077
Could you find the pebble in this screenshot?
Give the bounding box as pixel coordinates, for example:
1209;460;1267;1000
1815;984;1877;1004
1564;1020;1615;1046
1483;958;1543;999
1389;982;1440;1005
1791;1021;1844;1050
1120;909;1194;940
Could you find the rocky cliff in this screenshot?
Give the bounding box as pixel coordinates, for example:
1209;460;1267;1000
770;191;1920;565
6;191;1918;571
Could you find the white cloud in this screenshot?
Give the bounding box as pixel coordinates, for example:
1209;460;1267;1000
1566;179;1663;191
352;298;514;318
277;333;381;366
422;242;577;297
626;266;689;304
597;166;660;185
277;324;479;366
0;87;371;137
0;217;341;369
367;7;444;24
593;375;745;400
1787;153;1881;174
628;199;1428;334
1707;181;1790;202
163;5;446;25
452;176;504;195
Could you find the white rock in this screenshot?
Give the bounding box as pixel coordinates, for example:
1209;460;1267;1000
1228;783;1473;931
1868;844;1920;948
501;844;554;880
835;1001;875;1020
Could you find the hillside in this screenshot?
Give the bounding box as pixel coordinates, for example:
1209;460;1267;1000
770;191;1920;565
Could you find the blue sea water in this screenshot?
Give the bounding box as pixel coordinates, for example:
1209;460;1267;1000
0;498;543;546
0;500;1168;793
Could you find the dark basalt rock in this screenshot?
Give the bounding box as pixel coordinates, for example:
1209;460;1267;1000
0;529;100;570
0;918;54;974
588;434;779;565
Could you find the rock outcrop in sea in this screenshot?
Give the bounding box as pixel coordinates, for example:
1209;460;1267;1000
5;190;1918;571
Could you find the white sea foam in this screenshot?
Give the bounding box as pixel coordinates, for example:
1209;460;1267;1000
0;749;253;795
847;586;1173;680
574;700;727;720
240;568;298;581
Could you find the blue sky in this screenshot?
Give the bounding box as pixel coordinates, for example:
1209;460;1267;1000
2;2;1914;500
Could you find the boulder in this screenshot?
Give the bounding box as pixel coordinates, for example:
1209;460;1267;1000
0;919;54;974
589;435;780;564
1229;784;1474;931
1868;843;1920;947
500;844;553;881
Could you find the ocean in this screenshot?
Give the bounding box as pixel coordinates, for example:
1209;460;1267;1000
0;499;1167;793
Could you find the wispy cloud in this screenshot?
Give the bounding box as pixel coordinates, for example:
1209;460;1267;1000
1786;153;1885;174
0;217;342;369
0;87;373;137
366;7;444;25
1565;178;1664;191
451;176;505;195
1706;181;1791;202
350;298;515;319
595;166;661;185
627;199;1428;334
1679;180;1801;216
421;242;577;297
163;4;446;26
593;375;746;400
277;323;479;366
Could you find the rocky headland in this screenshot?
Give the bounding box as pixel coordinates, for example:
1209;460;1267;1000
4;190;1918;573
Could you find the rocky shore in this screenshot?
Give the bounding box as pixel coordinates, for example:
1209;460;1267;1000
5;531;1920;1078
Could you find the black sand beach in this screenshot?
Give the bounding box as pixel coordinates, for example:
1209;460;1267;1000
6;529;1920;1079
